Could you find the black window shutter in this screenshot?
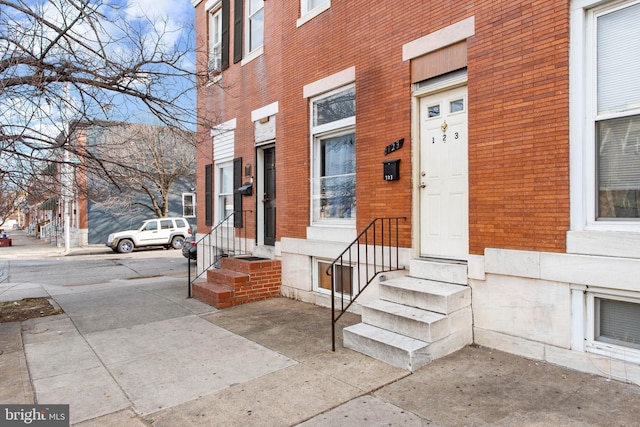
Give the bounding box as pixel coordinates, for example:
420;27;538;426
221;0;230;71
233;157;243;228
205;164;212;226
233;0;243;64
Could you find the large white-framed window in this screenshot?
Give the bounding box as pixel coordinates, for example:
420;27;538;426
298;0;330;27
574;0;640;231
593;1;640;221
182;193;196;218
209;6;222;73
310;85;356;225
586;289;640;364
246;0;264;54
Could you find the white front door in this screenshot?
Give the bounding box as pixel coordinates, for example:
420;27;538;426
419;85;469;258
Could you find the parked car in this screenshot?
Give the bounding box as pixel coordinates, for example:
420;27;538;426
182;235;197;260
106;217;191;253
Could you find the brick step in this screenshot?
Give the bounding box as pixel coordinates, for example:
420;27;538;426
192;282;234;309
221;256;280;272
195;256;283;309
206;268;250;289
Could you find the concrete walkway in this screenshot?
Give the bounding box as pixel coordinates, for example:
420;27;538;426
2;232;640;425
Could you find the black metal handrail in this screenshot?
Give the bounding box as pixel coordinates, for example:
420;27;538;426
188;210;252;297
328;217;406;351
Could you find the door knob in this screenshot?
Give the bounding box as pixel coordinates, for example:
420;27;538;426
419;182;426;188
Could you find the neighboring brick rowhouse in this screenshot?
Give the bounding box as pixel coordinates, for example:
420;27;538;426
193;257;282;309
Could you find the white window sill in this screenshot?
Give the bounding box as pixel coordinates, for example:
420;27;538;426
241;46;264;66
586;342;640;365
297;2;330;28
567;230;640;258
206;74;222;86
307;224;356;243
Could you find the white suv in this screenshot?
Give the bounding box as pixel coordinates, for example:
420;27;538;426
106;217;191;253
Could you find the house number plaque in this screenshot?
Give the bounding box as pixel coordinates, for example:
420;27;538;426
384;138;404;155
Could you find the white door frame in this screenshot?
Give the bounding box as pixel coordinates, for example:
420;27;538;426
411;71;469;259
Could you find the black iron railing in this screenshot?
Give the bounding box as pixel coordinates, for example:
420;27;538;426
188;210;252;297
327;217;406;351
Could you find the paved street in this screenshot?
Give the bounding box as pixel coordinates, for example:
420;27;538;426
2;230;640;426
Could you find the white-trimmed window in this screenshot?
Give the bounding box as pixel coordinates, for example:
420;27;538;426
208;4;223;76
298;0;330;26
182;193;196;218
246;0;264;54
303;0;328;15
311;85;356;225
594;1;640;220
217;162;233;222
584;1;640;224
586;290;640;363
212;119;235;224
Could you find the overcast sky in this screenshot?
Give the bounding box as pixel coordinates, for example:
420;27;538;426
124;0;194;26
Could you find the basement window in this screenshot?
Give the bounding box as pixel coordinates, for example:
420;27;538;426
595;297;640;350
586;291;640;363
315;259;354;295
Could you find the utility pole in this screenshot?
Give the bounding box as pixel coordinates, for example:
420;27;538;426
63;82;71;252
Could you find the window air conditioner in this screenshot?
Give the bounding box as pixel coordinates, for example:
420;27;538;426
208;56;222;76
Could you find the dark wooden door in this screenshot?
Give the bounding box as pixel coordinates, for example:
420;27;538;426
263;147;276;246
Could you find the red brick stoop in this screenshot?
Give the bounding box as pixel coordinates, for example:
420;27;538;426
192;282;234;308
192;256;282;309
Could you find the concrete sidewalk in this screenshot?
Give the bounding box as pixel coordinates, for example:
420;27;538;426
2;270;640;425
0;229;112;260
148;298;640;427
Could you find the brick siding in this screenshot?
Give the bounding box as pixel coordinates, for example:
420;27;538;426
194;0;570;255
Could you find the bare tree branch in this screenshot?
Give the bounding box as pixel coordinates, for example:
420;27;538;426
86;123;196;218
0;0;213;213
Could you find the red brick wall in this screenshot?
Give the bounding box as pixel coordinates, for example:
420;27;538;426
194;3;211;233
468;2;570;253
194;0;570;254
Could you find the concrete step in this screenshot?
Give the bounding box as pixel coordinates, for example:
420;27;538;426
380;276;471;315
361;300;448;343
343;323;432;371
409;258;467;285
343;319;473;372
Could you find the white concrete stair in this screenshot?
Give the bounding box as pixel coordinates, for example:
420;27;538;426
361;299;449;343
409;258;467;285
379;276;470;315
343;323;432;371
343;260;472;371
